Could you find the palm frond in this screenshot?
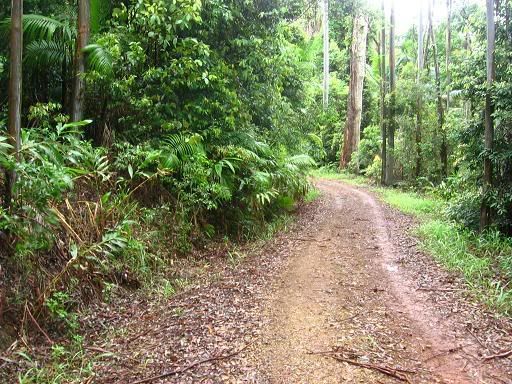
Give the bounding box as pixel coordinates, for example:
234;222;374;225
163;134;204;159
0;14;74;45
84;43;113;75
25;40;68;68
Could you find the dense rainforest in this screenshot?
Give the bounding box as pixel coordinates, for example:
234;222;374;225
1;0;512;382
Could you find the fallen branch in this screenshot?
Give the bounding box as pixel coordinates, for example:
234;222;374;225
423;344;472;362
25;304;53;345
128;344;250;384
339;311;363;323
467;329;488;351
290;237;331;242
85;346;114;355
330;355;412;383
482;349;512;361
416;287;462;292
0;356;20;365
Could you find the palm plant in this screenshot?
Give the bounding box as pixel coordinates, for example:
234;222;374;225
1;13;76;110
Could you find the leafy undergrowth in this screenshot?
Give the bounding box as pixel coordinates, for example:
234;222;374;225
314;170;512;315
2;204;302;384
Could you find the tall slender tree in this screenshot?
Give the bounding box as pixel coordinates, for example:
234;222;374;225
71;0;90;122
481;0;496;229
6;0;23;208
385;0;396;185
415;0;425;178
380;0;387;185
428;0;447;179
340;12;369;171
322;0;329;109
446;0;452;111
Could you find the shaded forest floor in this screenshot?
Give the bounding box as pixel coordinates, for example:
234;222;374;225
5;179;512;383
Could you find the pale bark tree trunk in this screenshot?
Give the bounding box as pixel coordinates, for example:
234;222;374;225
340;12;369;171
415;1;424;178
5;0;23;208
480;0;496;230
71;0;90;122
428;0;447;179
322;0;329;109
446;0;452;110
380;0;387;185
385;0;396;185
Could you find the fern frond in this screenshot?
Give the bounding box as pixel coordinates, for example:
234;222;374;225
306;133;323;148
286;154;316;169
163;134;204;159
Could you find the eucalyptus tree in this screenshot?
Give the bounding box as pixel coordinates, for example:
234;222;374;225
445;0;452;110
380;0;387;185
6;0;23;207
480;0;495;229
415;1;424;178
385;0;396;185
428;0;447;179
322;0;329;109
340;11;368;171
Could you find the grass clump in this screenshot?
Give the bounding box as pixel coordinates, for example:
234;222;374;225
378;189;441;217
304;188;321;203
416;220;512;314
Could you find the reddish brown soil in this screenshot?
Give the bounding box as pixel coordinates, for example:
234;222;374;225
5;179;511;383
88;179;512;383
248;180;512;383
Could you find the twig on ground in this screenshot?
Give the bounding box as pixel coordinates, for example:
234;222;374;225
330;355;413;383
0;356;20;365
467;329;488;351
125;329;151;344
86;346;114;355
482;349;512;361
25;304;53;345
416;287;462;292
289;237;331;242
128;343;251;384
308;349;414;382
339;311;363;323
423;344;472;362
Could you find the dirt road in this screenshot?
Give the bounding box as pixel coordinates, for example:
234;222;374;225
89;180;512;383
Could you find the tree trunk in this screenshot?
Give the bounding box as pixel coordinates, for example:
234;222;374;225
428;0;447;179
340;12;369;171
385;0;396;185
480;0;496;230
5;0;23;208
61;54;68;113
71;0;90;122
380;0;387;185
415;1;424;178
322;0;329;109
446;0;452;110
